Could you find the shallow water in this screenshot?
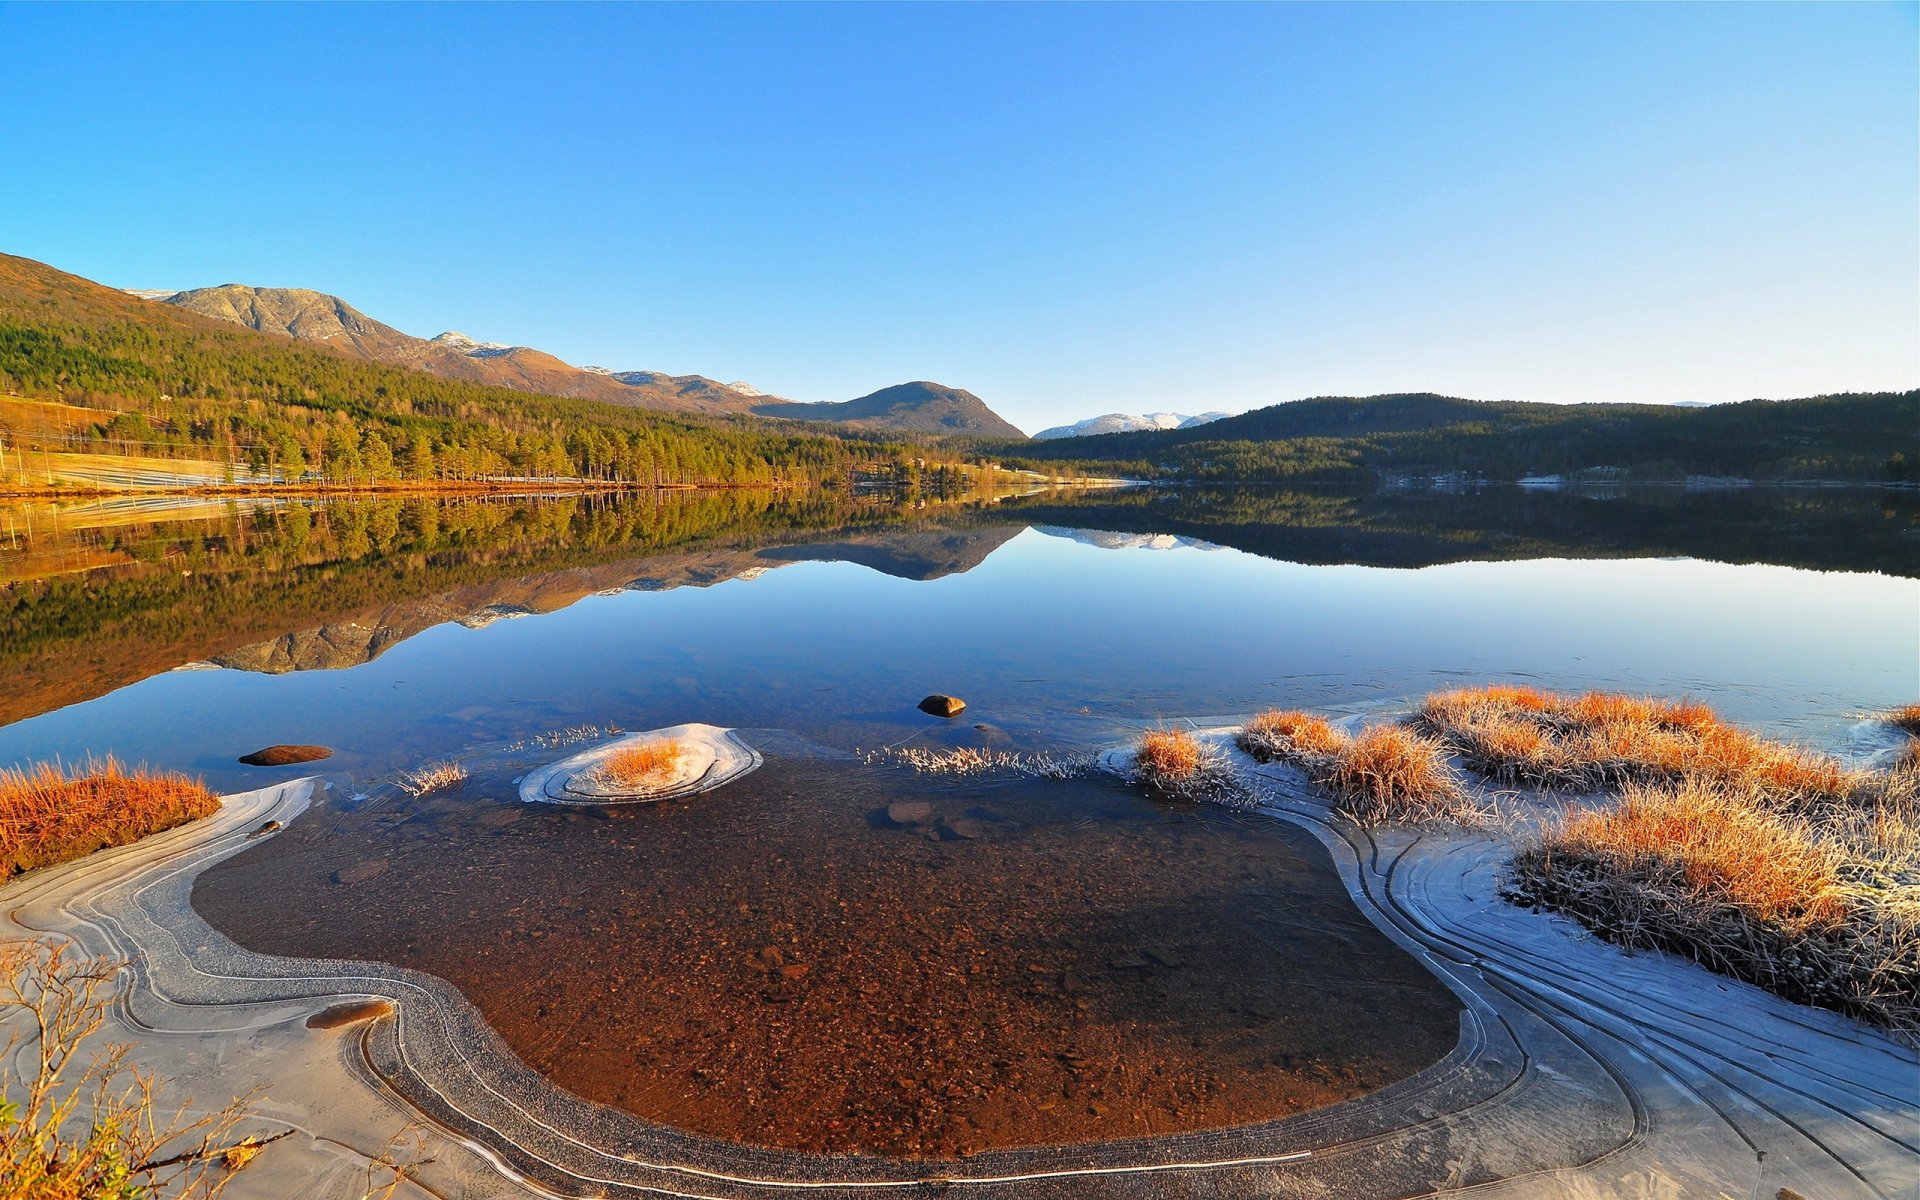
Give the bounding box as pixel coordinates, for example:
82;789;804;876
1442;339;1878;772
3;483;1915;1156
195;752;1463;1157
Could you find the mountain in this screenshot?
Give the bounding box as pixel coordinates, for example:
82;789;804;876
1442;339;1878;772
752;381;1026;439
156;284;764;415
1033;411;1231;439
152;284;1025;437
0;252;936;490
1007;390;1918;484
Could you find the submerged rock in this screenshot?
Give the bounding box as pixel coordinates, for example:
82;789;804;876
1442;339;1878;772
886;800;936;825
331;859;388;885
918;694;966;718
238;744;333;767
305;999;393;1029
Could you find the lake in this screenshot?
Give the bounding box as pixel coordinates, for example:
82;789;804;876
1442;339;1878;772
1;484;1913;1158
2;485;1912;786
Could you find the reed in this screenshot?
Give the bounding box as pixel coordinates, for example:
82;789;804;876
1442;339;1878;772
396;761;468;796
592;739;683;791
0;757;218;877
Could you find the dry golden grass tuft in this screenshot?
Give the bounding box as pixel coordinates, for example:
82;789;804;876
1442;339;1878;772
1134;729;1206;794
1418;685;1861;804
1513;779;1919;1034
0;758;218;877
1323;725;1475;827
1886;704;1920;737
1237;709;1349;763
1237;710;1478;827
593;739;684;791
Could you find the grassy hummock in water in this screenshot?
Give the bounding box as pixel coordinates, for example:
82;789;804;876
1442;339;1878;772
1237;712;1478;826
1411;686;1919;1036
0;758;218;876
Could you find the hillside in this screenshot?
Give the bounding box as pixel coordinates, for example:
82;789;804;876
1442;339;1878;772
1002;391;1918;483
0;253;948;490
754;381;1026;439
159;284;765;415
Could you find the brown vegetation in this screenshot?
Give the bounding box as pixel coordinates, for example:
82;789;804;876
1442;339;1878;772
1418;685;1859;804
1885;704;1920;737
1513;778;1919;1035
1134;729;1208;798
1323;726;1475;827
0;759;218;877
593;739;684;791
1237;709;1350;763
1240;710;1476;827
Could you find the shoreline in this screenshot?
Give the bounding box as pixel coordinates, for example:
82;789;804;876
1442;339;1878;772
2;719;1911;1197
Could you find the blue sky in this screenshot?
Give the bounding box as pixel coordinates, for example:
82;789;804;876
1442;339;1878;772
1;3;1913;432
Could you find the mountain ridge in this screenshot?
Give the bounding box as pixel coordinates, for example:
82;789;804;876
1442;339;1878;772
156;284;766;416
147;282;1023;437
752;381;1026;439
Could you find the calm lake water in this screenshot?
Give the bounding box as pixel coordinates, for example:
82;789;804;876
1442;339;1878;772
4;483;1915;1156
1;485;1912;786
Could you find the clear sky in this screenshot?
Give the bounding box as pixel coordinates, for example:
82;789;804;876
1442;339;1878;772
2;3;1913;432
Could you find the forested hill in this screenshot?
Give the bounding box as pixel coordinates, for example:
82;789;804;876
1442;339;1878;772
0;254;947;488
997;390;1919;484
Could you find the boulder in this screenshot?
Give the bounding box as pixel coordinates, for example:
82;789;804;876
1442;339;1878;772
918;694;966;718
238;744;332;767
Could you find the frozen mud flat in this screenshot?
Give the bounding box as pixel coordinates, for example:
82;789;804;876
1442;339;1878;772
1;738;1913;1198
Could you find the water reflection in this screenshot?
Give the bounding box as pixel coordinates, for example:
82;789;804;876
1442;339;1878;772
0;485;1912;790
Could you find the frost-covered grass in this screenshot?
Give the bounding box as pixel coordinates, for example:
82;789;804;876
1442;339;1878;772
1134;729;1208;795
1239;710;1477;827
0;758;218;877
1513;776;1920;1035
1885;703;1920;737
396;761;468;796
1237;709;1349;764
1417;685;1858;804
591;739;682;791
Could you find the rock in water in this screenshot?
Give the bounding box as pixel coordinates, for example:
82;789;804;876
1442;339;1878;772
886;800;936;825
918;694;966;718
239;744;333;766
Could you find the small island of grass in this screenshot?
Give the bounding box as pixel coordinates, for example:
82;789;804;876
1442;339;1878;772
1;758;219;877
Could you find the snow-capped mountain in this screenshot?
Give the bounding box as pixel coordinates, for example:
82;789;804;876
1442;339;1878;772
430;331;514;357
1032;411;1233;439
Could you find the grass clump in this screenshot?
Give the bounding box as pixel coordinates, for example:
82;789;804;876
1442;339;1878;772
1884;704;1920;737
1238;710;1477;827
1418;685;1859;804
1513;779;1919;1035
592;739;683;791
1134;729;1207;796
1238;709;1349;764
1132;728;1247;803
395;760;467;797
0;758;218;877
1323;726;1474;827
